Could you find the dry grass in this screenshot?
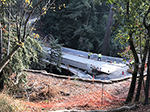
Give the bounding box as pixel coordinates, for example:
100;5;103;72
0;98;13;112
0;91;50;112
0;91;27;111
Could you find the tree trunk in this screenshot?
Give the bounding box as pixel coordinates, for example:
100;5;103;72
0;2;4;91
135;6;150;102
141;7;150;103
0;44;21;73
125;33;139;103
7;0;11;55
125;68;138;103
0;72;4;91
0;23;2;61
135;39;149;101
144;47;150;104
0;22;3;91
0;44;21;91
102;4;114;55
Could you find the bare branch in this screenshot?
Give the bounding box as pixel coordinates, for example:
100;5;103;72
23;0;45;40
25;0;55;39
20;0;34;30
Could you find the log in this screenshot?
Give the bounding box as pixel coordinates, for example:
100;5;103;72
45;104;138;112
108;104;138;112
24;69;147;84
23;69;112;84
85;104;138;112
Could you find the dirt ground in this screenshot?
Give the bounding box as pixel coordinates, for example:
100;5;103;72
20;71;135;111
5;70;150;112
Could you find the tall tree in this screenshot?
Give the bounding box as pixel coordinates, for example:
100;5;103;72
143;6;150;104
0;1;4;90
0;0;56;91
135;5;150;102
0;22;3;90
102;3;114;55
39;1;121;54
144;46;150;104
103;0;150;103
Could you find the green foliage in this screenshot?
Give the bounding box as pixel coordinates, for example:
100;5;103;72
4;72;28;96
38;0;127;56
2;26;43;74
29;48;47;70
46;34;62;72
2;28;43;94
113;0;150;59
0;0;50;75
0;2;44;93
107;0;150;103
38;1;119;54
0;0;56;93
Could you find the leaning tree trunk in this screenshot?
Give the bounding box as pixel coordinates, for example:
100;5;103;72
102;4;114;55
0;44;21;91
0;22;3;91
141;6;150;103
125;0;139;103
144;46;150;104
135;39;149;101
0;2;4;91
135;7;150;102
0;44;21;73
125;33;139;103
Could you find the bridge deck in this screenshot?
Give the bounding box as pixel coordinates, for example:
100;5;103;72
62;53;126;74
43;46;132;80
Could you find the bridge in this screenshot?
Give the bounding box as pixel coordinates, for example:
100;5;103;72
28;18;132;80
43;46;132;80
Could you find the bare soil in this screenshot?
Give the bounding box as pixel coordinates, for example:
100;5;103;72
25;71;131;111
2;71;150;112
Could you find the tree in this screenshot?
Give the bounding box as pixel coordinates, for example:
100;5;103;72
39;0;125;56
0;0;5;90
107;0;150;103
39;1;124;54
102;3;114;55
0;0;56;91
0;23;3;90
45;34;62;72
143;6;150;104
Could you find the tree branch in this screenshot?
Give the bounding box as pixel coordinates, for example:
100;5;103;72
0;44;20;72
23;0;45;40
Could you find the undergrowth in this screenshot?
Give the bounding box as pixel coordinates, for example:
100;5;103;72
0;91;50;112
0;99;13;112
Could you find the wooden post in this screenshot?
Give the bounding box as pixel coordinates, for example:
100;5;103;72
92;75;94;83
101;83;104;106
101;75;105;106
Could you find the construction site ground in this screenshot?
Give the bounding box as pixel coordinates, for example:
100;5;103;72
14;70;147;112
